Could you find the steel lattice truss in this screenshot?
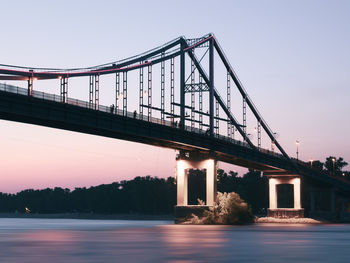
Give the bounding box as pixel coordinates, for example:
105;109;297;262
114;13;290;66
0;33;290;160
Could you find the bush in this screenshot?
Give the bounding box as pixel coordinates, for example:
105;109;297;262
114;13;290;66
189;192;253;225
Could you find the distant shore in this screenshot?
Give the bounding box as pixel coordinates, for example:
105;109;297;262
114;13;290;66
0;213;174;221
0;213;338;224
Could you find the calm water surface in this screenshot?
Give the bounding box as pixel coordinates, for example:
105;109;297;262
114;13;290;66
0;218;349;262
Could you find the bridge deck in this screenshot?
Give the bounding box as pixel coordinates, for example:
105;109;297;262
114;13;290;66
0;83;293;172
1;83;350;194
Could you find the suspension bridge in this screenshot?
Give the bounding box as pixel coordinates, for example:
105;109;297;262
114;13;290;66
0;33;349;221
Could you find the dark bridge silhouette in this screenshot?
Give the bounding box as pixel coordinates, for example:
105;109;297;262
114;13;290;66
1;34;349;221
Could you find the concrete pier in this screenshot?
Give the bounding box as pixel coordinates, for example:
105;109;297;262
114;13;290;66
175;152;217;222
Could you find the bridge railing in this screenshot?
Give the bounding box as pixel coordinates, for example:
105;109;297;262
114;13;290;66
0;82;286;160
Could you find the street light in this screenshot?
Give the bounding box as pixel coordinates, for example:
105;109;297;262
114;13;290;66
296;140;300;160
271;132;278;153
310;159;313;168
332;158;336;176
117;92;124;101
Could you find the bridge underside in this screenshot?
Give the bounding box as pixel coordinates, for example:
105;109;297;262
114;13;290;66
2;90;350;222
0;91;294;173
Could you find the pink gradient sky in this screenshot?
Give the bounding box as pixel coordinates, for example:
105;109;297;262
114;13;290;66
1;0;350;193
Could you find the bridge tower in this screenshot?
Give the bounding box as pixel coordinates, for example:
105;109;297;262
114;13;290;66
264;173;304;218
174;151;217;223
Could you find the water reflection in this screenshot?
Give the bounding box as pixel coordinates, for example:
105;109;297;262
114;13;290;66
0;219;350;262
160;225;227;262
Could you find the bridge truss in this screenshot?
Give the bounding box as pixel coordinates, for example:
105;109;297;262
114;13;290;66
0;33;289;160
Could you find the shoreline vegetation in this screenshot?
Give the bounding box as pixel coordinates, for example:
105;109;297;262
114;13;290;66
0;170;268;216
0;212;174;221
0;213;323;224
1;158;348;224
256;217;321;224
185;192;254;225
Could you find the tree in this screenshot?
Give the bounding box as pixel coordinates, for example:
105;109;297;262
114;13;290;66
217;169;239;194
324;156;348;176
240;169;268;214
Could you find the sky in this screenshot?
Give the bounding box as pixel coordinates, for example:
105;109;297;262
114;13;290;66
1;0;350;193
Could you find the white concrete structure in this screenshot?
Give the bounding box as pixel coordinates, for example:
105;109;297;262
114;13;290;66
269;176;301;209
176;158;217;206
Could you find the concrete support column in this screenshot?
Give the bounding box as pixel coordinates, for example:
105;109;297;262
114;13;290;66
176;158;217;207
176;160;188;206
269;178;277;209
293;178;301;209
268;176;301;209
205;159;217;206
266;174;304;218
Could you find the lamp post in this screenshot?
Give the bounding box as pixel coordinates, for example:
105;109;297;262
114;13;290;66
271;132;277;153
310;159;313;168
332;158;336;176
296;140;300;160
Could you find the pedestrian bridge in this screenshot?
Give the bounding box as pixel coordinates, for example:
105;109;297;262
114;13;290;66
1;34;349;221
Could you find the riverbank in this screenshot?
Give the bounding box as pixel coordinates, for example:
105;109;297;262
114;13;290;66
256;217;321;224
0;213;339;224
0;212;173;220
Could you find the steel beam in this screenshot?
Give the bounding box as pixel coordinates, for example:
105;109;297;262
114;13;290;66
89;75;94;108
180;42;185;129
257;120;261;149
60;76;68;103
191;51;195;131
148;64;152;121
123;71;127;115
199;74;203;131
209;38;214;137
139;64;144;116
95;74;99;110
243;97;246;135
212;36;290;159
170;57;175;120
227;71;232;138
116;73;120;111
182;39;255;149
161;53;165;121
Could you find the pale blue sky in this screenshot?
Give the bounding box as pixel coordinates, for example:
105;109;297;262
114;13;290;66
1;0;350;192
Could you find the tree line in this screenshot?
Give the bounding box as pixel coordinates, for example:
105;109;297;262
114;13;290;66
307;156;350;177
0;176;176;214
0;156;347;215
0;170;267;215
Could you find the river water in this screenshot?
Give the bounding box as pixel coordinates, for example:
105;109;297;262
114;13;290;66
0;218;349;262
